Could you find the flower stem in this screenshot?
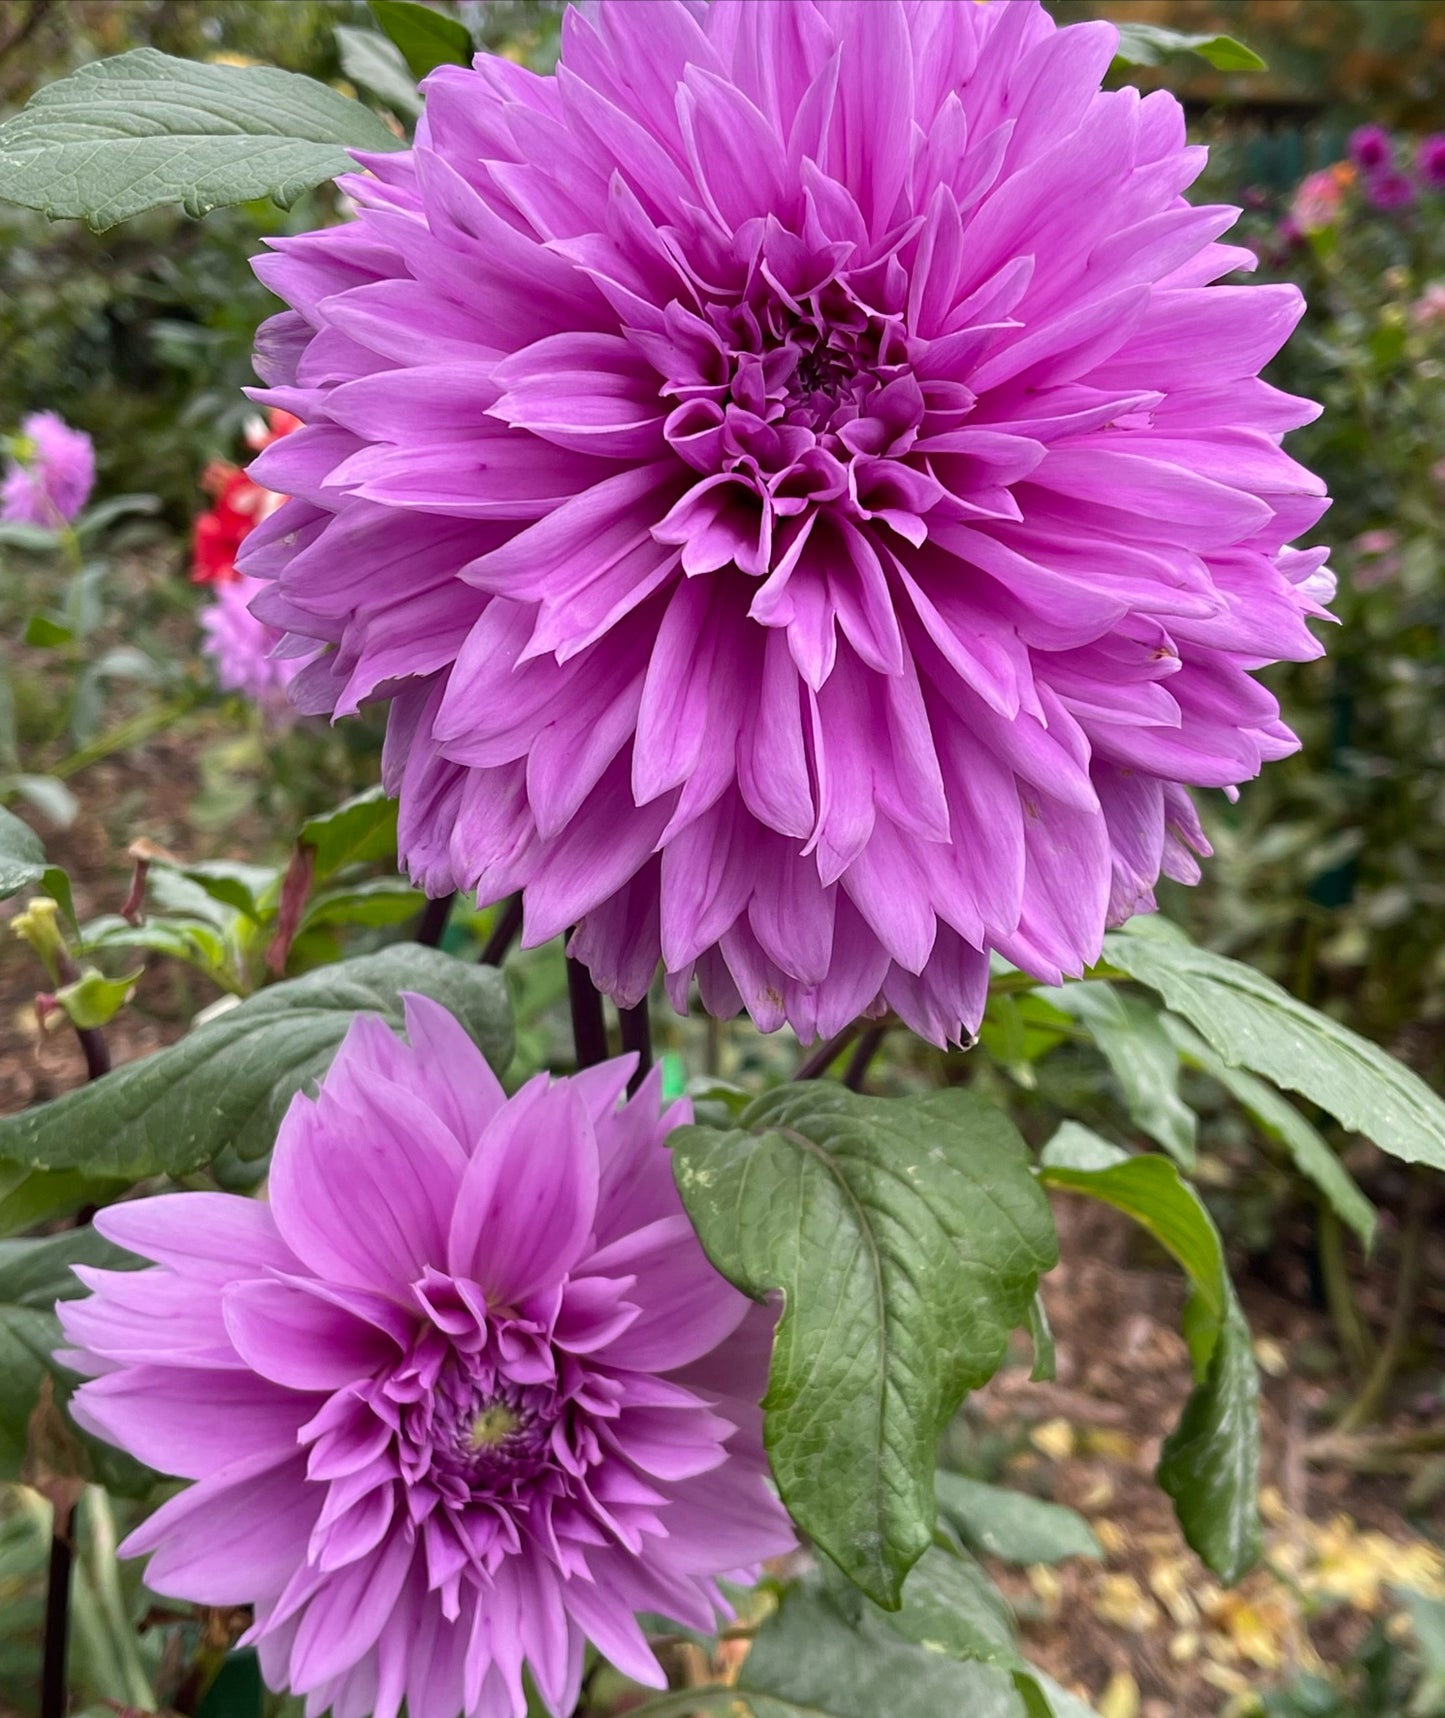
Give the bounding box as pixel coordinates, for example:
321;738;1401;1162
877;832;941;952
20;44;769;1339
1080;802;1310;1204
619;995;653;1094
479;894;523;967
842;1023;887;1091
414;891;454;948
40;1505;74;1718
566;952;609;1069
1337;1168;1428;1434
792;1020;862;1081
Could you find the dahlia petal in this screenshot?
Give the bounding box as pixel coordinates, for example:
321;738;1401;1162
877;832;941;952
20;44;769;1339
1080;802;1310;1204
289;1529;414;1692
73;1366;306;1479
94;1192;295;1282
123;1453;316;1603
222;1278;400;1392
266;1071;468;1298
449;1076;600;1303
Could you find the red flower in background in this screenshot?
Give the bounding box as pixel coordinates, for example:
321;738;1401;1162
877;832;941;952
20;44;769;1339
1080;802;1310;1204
190;410;300;584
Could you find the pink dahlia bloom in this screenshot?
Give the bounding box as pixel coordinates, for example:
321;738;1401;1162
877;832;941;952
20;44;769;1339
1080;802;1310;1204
1;410;95;527
199;571;310;713
60;997;791;1718
242;0;1331;1045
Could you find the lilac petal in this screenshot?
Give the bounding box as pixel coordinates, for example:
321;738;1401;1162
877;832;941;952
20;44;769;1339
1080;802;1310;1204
123;1453;316;1603
73;1366;307;1479
448;1076;600;1303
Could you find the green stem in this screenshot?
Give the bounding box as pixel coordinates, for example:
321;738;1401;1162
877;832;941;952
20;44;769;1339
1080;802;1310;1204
47;692;198;781
1337;1168;1428;1434
1317;1201;1374;1380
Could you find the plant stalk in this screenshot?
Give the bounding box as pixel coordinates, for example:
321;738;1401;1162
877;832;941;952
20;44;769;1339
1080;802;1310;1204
792;1020;863;1081
566;952;609;1070
843;1023;887;1091
479;894;523;967
618;995;653;1094
414;891;454;948
40;1505;74;1718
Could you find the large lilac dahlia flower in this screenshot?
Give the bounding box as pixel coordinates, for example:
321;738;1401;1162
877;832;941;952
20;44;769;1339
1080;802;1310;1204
60;997;791;1718
243;0;1331;1045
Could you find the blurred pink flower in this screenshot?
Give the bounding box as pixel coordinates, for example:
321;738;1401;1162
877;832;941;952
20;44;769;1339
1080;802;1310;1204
1289;165;1352;235
199;572;312;717
1348;125;1393;172
1;411;95;527
1417;134;1445;192
1366;169;1416;212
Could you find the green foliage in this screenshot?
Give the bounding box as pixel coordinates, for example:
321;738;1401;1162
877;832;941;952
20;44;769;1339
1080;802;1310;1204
1039;1129;1261;1581
0;945;512;1200
672;1085;1057;1607
934;1473;1102;1566
368;0;474;80
1104;919;1445;1173
1111;23;1267;74
0;49;401;229
0;804;45;897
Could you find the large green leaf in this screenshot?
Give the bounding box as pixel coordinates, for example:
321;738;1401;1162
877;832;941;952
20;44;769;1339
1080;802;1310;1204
1104;922;1445;1174
1163;1015;1376;1248
672;1085;1057;1606
1048;983;1196;1167
0;947;512;1196
0;49;402;231
1112;22;1266;72
0;805;45;899
0;1228;155;1494
936;1472;1101;1566
369;0;474;81
1038;1134;1260;1581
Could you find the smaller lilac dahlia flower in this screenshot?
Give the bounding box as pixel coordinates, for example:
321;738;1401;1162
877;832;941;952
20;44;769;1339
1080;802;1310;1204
1348;124;1393;172
1;410;94;527
1366;168;1417;213
60;998;791;1718
199;571;309;714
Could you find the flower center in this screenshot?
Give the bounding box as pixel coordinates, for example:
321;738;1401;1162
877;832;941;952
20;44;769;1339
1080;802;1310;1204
468;1399;523;1452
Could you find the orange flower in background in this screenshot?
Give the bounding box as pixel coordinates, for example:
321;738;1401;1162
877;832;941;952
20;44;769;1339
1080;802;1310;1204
1289;161;1356;235
189;409;300;584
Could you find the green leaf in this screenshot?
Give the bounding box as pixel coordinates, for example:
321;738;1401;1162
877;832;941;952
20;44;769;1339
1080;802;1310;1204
0;1163;129;1235
1163;1015;1376;1249
369;0;474;81
0;946;513;1190
672;1085;1057;1606
1038;1142;1260;1581
72;492;161;541
736;1571;1027;1718
936;1473;1102;1566
23;614;73;648
1027;1290;1056;1383
300;876;425;934
0;48;403;231
1156;1293;1261;1585
0;804;45;899
0;1227;156;1494
299;784;399;881
1111;22;1266;72
1104;922;1445;1174
53;966;143;1030
1039;1142;1226;1370
336;25;424;120
1048;983;1196;1168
